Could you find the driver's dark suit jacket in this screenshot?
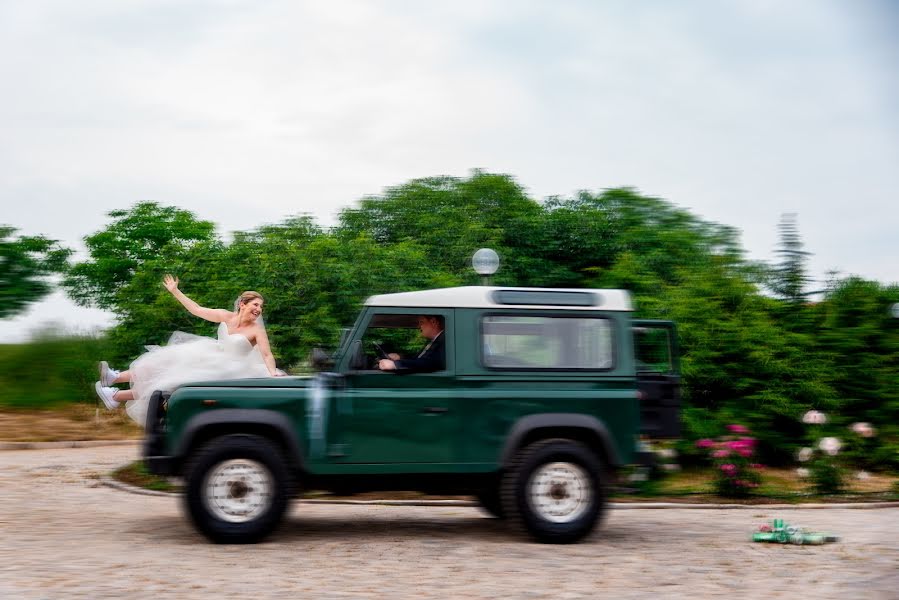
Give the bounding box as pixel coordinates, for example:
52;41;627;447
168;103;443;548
393;331;445;373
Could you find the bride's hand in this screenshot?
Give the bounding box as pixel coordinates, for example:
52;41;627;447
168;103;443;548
163;274;179;293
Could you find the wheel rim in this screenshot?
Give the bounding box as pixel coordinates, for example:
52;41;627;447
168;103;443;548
203;459;273;523
527;461;593;523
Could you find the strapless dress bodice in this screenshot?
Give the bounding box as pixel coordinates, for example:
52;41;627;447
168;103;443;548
218;323;254;356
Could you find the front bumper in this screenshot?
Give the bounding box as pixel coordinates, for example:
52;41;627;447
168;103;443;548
144;454;177;476
142;390;176;476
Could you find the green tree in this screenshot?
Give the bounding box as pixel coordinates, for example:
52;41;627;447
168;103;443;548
768;213;816;334
817;277;899;469
771;213;812;304
663;266;835;464
0;226;71;318
100;214;457;369
558;188;744;295
337;171;551;286
63;202;217;310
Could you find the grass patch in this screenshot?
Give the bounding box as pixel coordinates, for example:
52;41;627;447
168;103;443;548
112;460;180;493
622;466;899;503
0;335;112;408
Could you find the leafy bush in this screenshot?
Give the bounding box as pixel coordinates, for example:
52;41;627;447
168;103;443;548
795;411;846;494
695;424;762;497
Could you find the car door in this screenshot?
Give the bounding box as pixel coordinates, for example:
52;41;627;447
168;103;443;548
633;319;681;438
332;308;456;464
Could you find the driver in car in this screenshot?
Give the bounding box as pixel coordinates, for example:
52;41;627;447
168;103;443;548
378;315;445;373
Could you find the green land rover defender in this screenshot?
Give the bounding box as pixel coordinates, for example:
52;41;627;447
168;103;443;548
144;286;680;544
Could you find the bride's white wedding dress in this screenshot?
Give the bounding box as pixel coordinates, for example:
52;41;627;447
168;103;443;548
126;322;270;426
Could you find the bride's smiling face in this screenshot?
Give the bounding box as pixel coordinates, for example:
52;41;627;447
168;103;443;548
241;298;264;321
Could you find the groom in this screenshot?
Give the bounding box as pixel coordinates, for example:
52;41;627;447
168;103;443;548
378;315;445;374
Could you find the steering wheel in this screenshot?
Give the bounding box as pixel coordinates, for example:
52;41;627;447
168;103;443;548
371;341;389;359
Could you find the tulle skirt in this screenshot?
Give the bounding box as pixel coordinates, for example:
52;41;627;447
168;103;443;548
125;331;270;427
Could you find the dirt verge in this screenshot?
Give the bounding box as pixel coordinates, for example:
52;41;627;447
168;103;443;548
0;405;142;442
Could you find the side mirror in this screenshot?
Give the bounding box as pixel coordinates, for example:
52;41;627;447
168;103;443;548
349;340;366;370
310;347;333;370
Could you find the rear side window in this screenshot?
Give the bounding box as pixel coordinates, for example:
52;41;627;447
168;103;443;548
481;316;614;370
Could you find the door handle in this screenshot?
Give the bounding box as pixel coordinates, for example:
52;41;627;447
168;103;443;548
422;406;449;414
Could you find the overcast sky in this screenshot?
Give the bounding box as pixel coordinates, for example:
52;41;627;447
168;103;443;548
2;0;897;341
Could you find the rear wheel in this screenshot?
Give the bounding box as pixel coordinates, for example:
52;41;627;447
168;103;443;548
184;434;291;544
501;439;606;543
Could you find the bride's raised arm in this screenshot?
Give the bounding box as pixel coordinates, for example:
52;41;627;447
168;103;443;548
163;275;233;323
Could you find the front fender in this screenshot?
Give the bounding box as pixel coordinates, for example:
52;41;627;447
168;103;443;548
175;409;305;470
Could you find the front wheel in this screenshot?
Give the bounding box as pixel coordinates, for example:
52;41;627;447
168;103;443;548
502;439;606;543
184;434;291;544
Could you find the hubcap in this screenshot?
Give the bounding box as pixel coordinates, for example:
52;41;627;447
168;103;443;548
527;461;592;523
203;459;273;523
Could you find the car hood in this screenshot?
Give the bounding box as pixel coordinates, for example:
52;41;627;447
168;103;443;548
175;375;314;389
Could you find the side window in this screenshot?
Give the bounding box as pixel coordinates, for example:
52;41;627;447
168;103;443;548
357;313;447;373
634;326;674;374
481;316;614;370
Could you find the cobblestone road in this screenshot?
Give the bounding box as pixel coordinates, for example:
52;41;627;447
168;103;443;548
1;445;897;599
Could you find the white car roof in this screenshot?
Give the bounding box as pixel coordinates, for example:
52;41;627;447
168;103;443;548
365;286;633;311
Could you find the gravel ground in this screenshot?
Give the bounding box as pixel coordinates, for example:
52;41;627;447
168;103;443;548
1;444;897;599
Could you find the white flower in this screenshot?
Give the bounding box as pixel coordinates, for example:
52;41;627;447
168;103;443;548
850;422;876;438
657;448;677;459
797;447;813;462
818;437;842;456
855;470;870;481
802;410;827;425
661;463;681;472
796;467;809;478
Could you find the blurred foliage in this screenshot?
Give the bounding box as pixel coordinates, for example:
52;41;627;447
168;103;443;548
0;226;71;318
0;331;109;407
62;202;217;310
6;171;899;472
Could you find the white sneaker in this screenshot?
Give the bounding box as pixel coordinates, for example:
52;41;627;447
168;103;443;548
99;361;120;386
94;381;120;410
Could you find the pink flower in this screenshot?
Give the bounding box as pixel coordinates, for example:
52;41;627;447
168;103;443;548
695;439;715;449
850;422;876;438
727;424;750;434
724;439;754;458
712;449;730;458
750;463;764;469
720;463;737;477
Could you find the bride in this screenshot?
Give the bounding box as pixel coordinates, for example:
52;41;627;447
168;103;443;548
95;274;282;427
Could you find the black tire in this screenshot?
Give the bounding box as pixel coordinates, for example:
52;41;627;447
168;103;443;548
501;438;606;544
475;483;506;519
183;434;291;544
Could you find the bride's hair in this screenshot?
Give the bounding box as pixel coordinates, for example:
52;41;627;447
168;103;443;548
235;291;264;311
